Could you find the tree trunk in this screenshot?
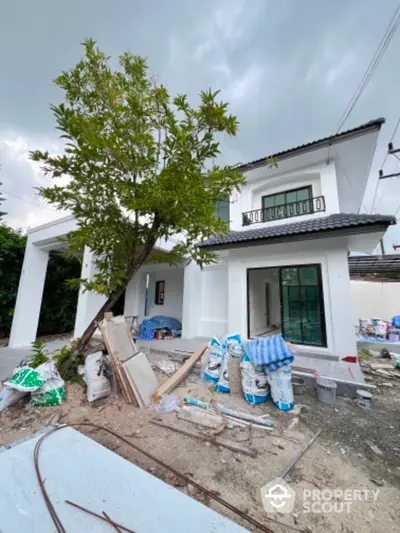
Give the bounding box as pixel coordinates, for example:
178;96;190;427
73;284;127;356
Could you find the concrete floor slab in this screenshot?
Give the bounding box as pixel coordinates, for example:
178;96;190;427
0;340;70;381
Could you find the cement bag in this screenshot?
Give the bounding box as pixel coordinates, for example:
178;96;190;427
204;337;225;383
31;363;65;406
85;351;112;403
216;334;244;393
0;384;27;411
240;353;270;404
268;366;294;411
4;363;53;393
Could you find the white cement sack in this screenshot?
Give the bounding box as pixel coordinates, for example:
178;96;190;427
216;334;244;393
0;384;27;411
204;337;224;383
85;351;112;403
240;354;270;404
268;366;294;411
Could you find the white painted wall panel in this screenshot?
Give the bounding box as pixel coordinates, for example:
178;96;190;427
350;279;400;325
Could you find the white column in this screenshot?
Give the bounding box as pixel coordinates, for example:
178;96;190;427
227;258;247;338
181;262;203;338
74;247;107;338
124;273;142;317
325;247;357;357
9;237;49;347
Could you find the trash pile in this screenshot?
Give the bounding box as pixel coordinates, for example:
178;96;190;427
0;361;65;411
357;315;400;343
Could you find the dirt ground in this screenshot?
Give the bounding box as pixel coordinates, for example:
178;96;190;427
1;356;400;533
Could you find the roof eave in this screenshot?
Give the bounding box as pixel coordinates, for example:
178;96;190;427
198;222;391;252
237;118;385;173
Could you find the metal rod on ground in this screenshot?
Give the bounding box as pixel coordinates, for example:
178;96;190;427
281;429;322;479
65;501;136;533
103;511;123;533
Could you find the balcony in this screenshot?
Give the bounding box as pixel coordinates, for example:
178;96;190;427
242;196;326;226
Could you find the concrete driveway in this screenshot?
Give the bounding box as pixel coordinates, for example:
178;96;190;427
0;339;69;381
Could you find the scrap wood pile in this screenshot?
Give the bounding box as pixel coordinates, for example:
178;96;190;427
97;314;159;407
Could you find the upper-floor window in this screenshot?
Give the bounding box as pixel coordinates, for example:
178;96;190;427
215;199;230;223
262;186;312;220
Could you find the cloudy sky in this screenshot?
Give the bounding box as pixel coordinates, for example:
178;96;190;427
1;0;400;247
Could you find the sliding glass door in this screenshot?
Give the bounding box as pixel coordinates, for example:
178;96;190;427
280;265;326;347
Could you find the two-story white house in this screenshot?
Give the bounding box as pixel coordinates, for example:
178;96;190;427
9;117;395;360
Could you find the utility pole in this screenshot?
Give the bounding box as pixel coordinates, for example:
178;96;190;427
379;143;400;180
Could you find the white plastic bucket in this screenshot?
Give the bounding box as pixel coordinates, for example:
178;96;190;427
316;377;337;405
359;318;369;329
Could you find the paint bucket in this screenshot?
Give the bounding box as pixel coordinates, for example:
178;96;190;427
357;389;372;408
359;318;370;329
316;377;337;405
388;329;400;342
371;318;380;327
292;377;305;395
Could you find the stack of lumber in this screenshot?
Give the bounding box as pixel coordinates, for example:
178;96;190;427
98;314;159;407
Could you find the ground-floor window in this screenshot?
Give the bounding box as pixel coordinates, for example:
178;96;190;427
280;265;326;346
247;264;327;347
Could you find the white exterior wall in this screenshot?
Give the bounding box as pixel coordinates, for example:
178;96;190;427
229;162;339;231
350;279;400;325
186;237;356;357
124;264;184;324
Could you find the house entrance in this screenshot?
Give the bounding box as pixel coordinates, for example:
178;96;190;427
247;264;327;347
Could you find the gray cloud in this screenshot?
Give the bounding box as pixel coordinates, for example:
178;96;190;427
1;0;400;247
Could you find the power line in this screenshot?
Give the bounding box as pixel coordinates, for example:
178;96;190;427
381;116;400;169
335;4;400;134
2;189;54;210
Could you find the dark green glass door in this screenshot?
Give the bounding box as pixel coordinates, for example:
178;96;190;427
280;265;326;346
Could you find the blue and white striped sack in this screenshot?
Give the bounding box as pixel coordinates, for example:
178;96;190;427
243;335;294;370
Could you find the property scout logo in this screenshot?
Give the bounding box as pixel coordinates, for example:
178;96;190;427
260;478;379;514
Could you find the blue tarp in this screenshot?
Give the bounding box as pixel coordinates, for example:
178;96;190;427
242;335;294;370
139;315;182;340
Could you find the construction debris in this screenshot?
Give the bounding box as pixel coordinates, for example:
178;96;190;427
99;314;158;407
150;418;258;458
153;343;208;400
183;397;274;428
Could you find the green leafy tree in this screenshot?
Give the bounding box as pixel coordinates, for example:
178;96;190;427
30;39;245;358
0;178;6;220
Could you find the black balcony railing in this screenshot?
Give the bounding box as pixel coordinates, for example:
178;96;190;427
242;196;326;226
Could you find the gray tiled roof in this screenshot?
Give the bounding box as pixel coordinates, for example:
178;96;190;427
198;213;396;249
237;118;385;172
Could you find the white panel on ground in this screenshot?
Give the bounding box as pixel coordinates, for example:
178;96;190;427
0;427;249;533
9;238;49;347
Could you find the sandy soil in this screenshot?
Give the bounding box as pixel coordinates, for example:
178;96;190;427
1;360;400;533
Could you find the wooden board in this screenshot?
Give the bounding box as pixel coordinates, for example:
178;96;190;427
100;316;137;362
369;362;395;370
123;352;159;407
153;343;208;400
150;419;257;458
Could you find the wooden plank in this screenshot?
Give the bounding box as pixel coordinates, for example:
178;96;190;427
369;362;395;370
150;419;257;458
118;364;136;405
153;343;208;400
